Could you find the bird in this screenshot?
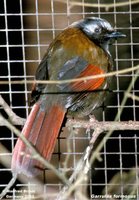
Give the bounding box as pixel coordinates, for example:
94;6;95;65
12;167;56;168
11;17;126;177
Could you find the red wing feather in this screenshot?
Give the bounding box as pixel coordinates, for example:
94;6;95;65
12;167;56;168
70;64;105;91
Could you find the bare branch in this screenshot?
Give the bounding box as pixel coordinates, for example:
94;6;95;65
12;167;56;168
0;114;69;186
0;65;138;86
56;125;103;200
0;65;139;199
0;175;17;199
62;130;73;174
0;143;46;200
66;118;139;131
90;69;139;165
57;69;139;199
0;95;26;126
58;115;139;199
126;92;139;101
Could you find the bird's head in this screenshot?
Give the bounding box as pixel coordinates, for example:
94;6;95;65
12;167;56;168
72;17;126;51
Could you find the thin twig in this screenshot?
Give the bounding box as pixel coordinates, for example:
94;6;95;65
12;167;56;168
56;127;103;200
0;65;138;199
0;114;69;186
0;175;17;200
0;95;26;126
90;69;139;165
59;112;139;199
59;174;87;200
0;143;45;200
0;65;138;86
62;129;73;174
58;70;139;199
126;92;139;101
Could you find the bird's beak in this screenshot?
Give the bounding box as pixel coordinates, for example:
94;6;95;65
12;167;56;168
106;31;126;39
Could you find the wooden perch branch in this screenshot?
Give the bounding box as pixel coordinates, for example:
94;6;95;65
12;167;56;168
58;116;139;199
66;118;139;131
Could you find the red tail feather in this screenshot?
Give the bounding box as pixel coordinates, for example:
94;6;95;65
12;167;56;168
12;102;66;177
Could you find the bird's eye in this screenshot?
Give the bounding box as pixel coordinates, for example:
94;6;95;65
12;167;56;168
95;28;101;33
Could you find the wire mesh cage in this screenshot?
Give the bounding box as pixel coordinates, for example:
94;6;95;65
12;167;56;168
0;0;139;199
